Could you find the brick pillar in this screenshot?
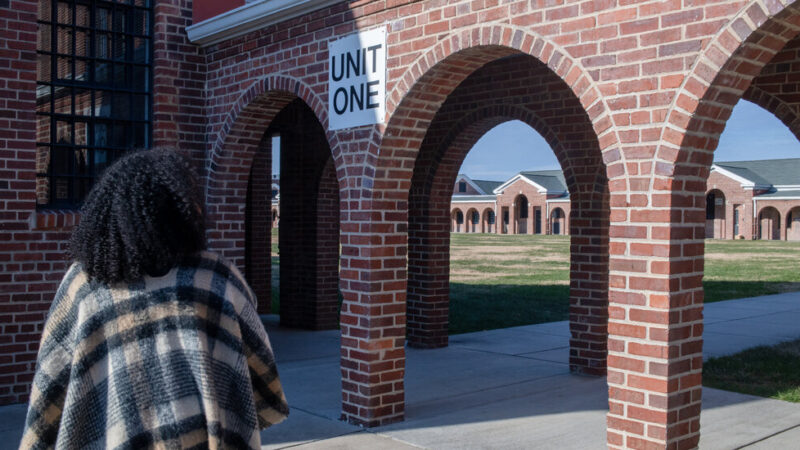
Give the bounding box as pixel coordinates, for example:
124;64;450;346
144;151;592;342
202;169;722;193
245;137;272;314
606;188;704;449
407;185;450;348
568;190;609;375
275;100;339;330
314;159;341;327
339;198;407;426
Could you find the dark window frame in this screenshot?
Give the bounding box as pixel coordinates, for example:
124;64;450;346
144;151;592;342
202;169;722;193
36;0;154;208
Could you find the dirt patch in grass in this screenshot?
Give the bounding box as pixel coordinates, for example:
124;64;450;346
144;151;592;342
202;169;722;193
705;252;797;261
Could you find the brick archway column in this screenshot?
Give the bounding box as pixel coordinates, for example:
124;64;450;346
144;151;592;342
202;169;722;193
606;180;703;449
407;192;451;348
245;137;273;314
278;122;340;330
338;189;408;426
568;189;609;375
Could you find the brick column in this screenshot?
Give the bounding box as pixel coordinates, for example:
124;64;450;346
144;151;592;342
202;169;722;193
568;190;609;375
606;187;704;449
277;101;339;330
339;196;407;426
407;183;451;349
245;138;273;314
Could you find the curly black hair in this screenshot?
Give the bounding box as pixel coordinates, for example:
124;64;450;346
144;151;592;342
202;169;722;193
70;149;206;284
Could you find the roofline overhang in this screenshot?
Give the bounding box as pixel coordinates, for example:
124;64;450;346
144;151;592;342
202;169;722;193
186;0;343;46
710;164;763;189
455;174;489;195
492;174;548;194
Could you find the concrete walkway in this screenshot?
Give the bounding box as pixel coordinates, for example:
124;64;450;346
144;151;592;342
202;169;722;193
3;292;800;449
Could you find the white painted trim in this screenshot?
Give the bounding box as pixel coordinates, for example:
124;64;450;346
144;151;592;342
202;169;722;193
545;198;570;203
492;174;548;194
710;164;757;187
754;196;800;200
186;0;343;46
450;197;497;204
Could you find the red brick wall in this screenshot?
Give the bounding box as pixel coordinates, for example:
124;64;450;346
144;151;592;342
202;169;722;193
496;179;550;235
6;0;800;446
245;135;273;314
0;0;204;405
707;170;756;240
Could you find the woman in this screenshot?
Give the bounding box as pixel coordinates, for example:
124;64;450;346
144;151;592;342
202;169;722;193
21;150;288;449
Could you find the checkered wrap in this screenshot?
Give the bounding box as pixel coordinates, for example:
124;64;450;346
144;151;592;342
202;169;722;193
20;251;289;450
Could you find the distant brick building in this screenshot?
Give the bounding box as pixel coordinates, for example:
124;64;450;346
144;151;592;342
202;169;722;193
451;172;570;235
454;159;800;240
706;159;800;241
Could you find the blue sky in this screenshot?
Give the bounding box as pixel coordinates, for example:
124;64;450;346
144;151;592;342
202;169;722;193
272;100;800;178
459;100;800;181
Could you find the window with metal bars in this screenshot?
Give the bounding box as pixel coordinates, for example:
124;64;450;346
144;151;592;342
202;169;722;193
36;0;153;208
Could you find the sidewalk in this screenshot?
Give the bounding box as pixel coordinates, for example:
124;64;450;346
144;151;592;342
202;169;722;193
3;292;800;449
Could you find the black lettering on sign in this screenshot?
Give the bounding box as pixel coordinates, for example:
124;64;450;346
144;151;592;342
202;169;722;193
366;80;379;109
333;87;347;115
349;84;364;112
330;38;384;118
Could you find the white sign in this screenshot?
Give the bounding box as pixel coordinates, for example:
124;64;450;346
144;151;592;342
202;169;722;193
328;27;386;130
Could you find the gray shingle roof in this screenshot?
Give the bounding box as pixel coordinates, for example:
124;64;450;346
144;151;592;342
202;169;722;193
757;189;800;199
518;170;568;193
472;179;503;194
715;158;800;186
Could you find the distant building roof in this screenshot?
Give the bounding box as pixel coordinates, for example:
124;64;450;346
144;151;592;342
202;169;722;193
714;158;800;187
472;179;503;194
454;174;503;195
518;170;568;194
756;189;800;199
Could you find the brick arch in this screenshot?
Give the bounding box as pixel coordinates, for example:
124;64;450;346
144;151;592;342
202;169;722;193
209;74;329;172
631;3;800;447
379;24;621;187
665;1;800;173
427;103;605;197
405;59;609;370
205;75;332;265
743;84;800;141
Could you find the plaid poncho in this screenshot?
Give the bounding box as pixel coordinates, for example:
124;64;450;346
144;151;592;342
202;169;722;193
20;251;289;449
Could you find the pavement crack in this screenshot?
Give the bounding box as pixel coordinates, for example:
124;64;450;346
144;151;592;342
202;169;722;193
737;422;800;449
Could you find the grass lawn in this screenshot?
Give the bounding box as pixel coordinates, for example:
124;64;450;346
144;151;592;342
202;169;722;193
703;338;800;403
268;230;800;334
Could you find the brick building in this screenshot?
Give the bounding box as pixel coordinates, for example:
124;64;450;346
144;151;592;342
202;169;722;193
707;158;800;240
453;159;800;239
4;0;800;447
451;172;571;235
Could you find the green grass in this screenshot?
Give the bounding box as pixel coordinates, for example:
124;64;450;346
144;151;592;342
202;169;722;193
703;339;800;403
266;230;800;334
703;239;800;302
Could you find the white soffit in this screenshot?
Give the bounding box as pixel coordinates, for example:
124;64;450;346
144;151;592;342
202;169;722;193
186;0;343;46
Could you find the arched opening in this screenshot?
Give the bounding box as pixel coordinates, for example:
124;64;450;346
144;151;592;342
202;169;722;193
706;189;727;239
400;49;609;380
665;5;800;446
467;208;480;233
550;207;565;236
759;206;782;240
211;90;340;330
482;208;495;234
788;207;800;241
452;209;464;232
513;194;529;235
